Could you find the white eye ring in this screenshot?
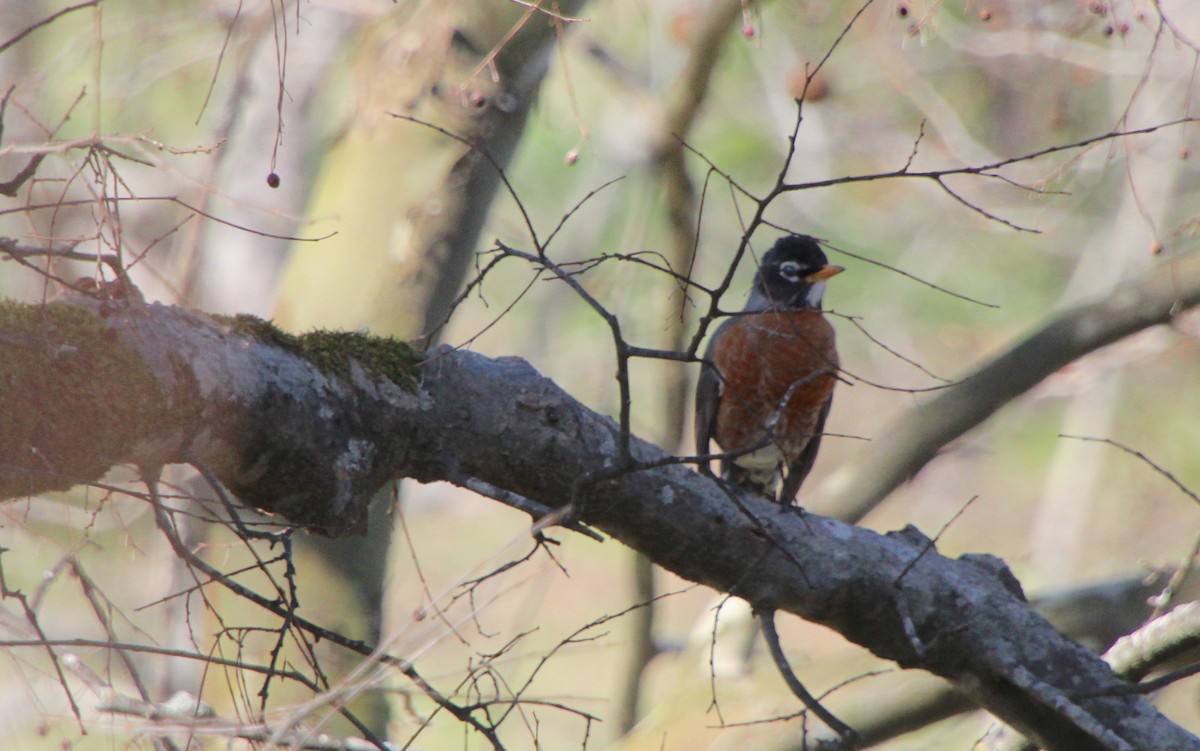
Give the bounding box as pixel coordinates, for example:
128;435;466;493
779;260;802;281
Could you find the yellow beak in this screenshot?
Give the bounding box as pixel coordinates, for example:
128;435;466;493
805;264;845;282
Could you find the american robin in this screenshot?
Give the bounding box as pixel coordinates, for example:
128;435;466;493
694;235;843;504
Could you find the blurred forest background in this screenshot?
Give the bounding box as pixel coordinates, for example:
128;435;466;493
1;1;1199;749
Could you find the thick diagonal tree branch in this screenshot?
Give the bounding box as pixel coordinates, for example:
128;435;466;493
4;250;1200;749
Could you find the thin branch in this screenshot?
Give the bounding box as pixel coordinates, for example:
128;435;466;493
144;481;505;750
446;469;604;542
0;86;46;196
388;114;540;252
1103;601;1200;686
834;313;952;383
757;609;858;747
492;241;637;464
1059;434;1200;507
1150;533;1200;619
0;550;85;730
894;496;980;585
0;0;101;57
761;220;998;308
932;175;1039;233
1;638;317;686
98;700;397;751
782;119;1199;193
0;195;329;241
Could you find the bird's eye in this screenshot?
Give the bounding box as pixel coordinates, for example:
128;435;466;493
778;260;802;281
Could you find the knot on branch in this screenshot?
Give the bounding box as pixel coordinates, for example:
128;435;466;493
960;552;1027;601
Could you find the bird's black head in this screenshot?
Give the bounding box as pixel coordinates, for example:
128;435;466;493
749;235;844;311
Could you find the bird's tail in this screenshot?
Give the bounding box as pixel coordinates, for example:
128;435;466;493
720;460;781;501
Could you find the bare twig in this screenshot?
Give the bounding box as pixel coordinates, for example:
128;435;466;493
1150;533;1200;619
1059;434;1200;507
757;609;858;747
144;480;501;751
0;550;85;730
0;1;101;57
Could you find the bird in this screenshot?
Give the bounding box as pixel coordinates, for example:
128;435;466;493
694;235;843;504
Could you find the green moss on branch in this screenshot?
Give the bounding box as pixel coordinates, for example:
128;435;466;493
219;313;422;389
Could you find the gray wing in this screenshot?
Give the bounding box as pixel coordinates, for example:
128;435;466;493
694;339;724;475
778;395;832;504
